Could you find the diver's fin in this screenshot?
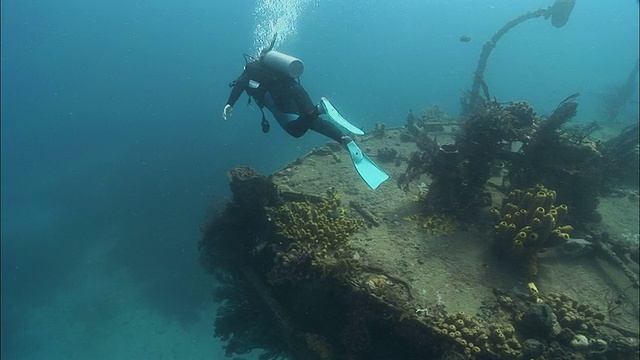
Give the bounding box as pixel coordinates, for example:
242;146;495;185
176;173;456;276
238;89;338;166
345;140;389;190
320;97;365;135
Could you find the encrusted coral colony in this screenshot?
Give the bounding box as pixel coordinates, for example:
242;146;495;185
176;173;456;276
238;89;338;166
492;184;572;278
266;188;362;284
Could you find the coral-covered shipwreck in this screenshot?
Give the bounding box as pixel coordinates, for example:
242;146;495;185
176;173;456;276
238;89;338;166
199;101;639;360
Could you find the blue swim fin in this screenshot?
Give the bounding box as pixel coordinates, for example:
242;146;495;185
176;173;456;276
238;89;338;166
345;140;389;190
320;97;365;135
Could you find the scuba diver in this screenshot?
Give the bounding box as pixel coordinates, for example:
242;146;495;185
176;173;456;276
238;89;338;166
223;38;389;189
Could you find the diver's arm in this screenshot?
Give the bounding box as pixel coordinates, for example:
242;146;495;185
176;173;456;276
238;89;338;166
226;69;251;105
223;72;250;120
226;80;246;108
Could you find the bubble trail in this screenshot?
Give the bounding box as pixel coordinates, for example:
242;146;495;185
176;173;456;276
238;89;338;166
252;0;317;55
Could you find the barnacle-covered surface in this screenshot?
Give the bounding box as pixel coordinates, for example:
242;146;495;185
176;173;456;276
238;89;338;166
199;104;639;359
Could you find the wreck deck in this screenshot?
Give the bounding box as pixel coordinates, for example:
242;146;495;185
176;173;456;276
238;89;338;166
271;127;638;323
206;126;639;359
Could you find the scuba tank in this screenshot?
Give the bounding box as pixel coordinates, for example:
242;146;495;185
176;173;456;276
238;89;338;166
261;50;304;78
254;33;304;78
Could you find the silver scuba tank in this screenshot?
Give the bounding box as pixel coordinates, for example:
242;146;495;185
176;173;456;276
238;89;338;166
261;50;304;78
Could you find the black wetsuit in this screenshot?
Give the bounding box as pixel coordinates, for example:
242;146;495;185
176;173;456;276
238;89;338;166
226;60;344;142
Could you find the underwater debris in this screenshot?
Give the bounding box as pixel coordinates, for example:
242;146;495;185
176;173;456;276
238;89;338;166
349;201;381;227
594;232;640;288
519;303;561;339
603;59;639;122
507;94;608;222
199;129;639;359
402;106;458;141
211;277;290;358
548;0;577;28
228;166;280;212
601;124;640;188
464;0;576;113
399;100;528;217
503;101;536;127
371;122;386;139
542;92;580;133
405;93;632;223
487;288;639;359
459;35;471;43
560;237;595;257
376;147;398;163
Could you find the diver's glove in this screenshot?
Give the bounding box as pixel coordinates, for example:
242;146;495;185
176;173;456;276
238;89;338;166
222;104;233;120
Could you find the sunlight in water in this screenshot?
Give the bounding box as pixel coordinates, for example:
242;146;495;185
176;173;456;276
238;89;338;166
253;0;317;55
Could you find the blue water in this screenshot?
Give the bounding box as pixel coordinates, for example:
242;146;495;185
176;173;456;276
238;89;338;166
1;1;638;359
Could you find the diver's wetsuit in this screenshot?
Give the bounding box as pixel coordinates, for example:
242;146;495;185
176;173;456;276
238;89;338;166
226;60;344;142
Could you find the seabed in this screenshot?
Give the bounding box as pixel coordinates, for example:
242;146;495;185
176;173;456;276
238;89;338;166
201;125;639;360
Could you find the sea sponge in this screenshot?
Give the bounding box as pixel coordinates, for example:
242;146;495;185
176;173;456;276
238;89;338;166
491;184;573;277
270;188;362;252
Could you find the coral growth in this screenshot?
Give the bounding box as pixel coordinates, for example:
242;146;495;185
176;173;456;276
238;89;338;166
492;184;573;277
267;241;315;284
507;94;606;222
425;287;634;360
399;100;530;217
504;101;536;128
371;122;386;139
404;213;457;236
541;292;605;335
266;188;362;284
269;188;362;253
601;124;640;188
211;276;290;358
429;311;522;358
376;147;398;162
402;94;625;223
227;166;280;214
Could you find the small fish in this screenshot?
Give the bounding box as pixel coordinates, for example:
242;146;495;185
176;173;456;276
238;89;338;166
459;35;472;43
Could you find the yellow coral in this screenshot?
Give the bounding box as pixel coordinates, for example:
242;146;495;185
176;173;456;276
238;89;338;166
491;184;573;277
418;213;457;235
512;239;524;255
556;224;573;232
270;189;362;252
490;208;502;223
429;310;526;358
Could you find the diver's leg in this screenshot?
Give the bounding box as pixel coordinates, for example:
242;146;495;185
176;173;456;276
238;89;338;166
284;119;311;138
290;81;316;114
309;117;347;144
263;92;309;138
265;88;347;142
284;84;348;143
